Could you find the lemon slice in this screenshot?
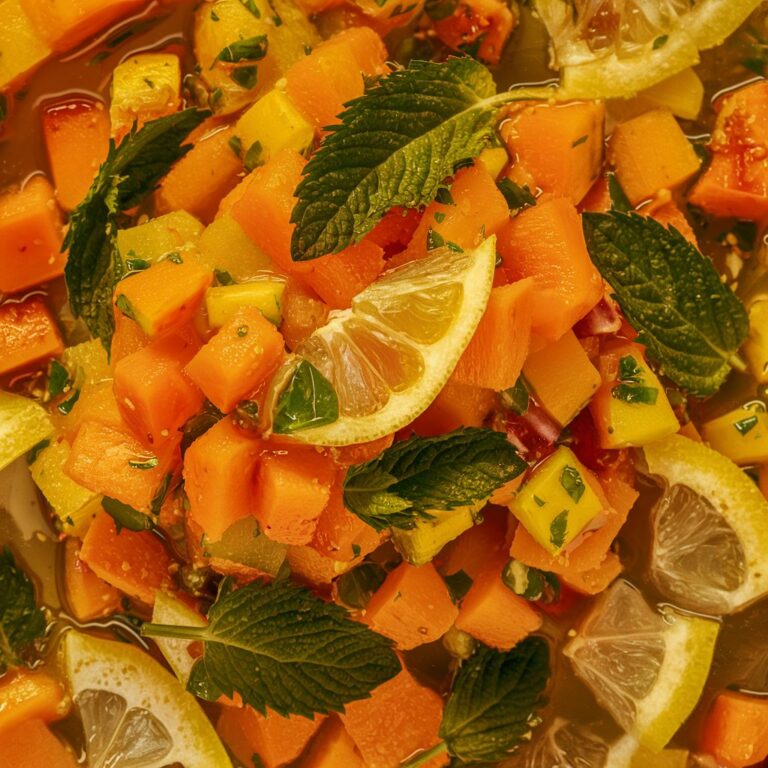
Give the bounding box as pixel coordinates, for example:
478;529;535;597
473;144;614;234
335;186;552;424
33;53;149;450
643;434;768;615
63;630;231;768
267;238;496;446
564;580;719;752
536;0;762;99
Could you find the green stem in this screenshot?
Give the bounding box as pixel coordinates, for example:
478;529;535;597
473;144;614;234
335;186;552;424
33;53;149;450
400;742;448;768
729;353;748;374
141;623;206;641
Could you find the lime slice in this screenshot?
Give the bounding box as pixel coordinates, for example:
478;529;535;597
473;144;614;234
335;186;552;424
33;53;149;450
643;434;768;614
63;630;231;768
564;580;719;751
266;238;496;445
536;0;762;98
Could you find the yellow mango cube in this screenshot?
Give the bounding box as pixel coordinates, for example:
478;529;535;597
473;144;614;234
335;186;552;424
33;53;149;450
197;214;275;280
62;338;110;387
510;446;604;555
702;402;768;466
477;147;509;180
744;300;768;384
0;0;51;90
206;279;286;327
110;53;182;137
235;88;314;165
0;391;53;472
117;211;204;265
589;346;679;449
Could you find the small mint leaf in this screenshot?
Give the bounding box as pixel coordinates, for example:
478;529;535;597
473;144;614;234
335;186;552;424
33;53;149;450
273;360;339;434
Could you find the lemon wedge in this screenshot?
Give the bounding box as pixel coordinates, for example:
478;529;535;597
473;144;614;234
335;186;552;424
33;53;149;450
564;580;719;751
266;238;496;446
536;0;762;99
63;630;231;768
643;433;768;614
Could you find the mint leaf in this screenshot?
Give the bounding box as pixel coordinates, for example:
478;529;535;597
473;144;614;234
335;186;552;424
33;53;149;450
560;466;584;503
583;211;749;395
102;497;155;533
0;548;46;673
549;511;568;550
142;579;400;717
217;35;268;62
608;173;632;212
272;360;339;434
343;427;527;531
290;58;502;261
502;559;559;603
440;638;550;762
496;178;536;212
336;561;388;609
64;109;209;346
443;569;473;603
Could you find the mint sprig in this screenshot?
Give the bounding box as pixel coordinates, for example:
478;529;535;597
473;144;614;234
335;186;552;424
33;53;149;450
142;578;400;718
583;211;748;395
290;58;536;261
64;109;209;346
0;548;46;674
343;427;527;531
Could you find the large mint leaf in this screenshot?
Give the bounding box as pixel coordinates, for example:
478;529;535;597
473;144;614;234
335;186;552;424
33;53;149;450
144;579;400;718
64;109;208;346
440;638;550;762
290;57;499;261
0;547;46;673
343;427;527;531
583;211;748;395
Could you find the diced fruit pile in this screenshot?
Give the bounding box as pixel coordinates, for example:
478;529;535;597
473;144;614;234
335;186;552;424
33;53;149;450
1;0;768;766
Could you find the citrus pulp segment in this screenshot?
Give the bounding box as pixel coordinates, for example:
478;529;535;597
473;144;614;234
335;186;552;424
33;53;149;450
63;630;231;768
267;237;497;446
643;434;768;614
564;580;719;751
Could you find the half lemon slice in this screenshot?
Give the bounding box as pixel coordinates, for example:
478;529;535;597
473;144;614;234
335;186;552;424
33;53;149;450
536;0;762;99
643;433;768;615
63;630;231;768
267;237;496;446
564;580;719;751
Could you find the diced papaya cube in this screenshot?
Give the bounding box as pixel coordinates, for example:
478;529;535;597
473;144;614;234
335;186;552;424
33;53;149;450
0;0;51;90
252;447;335;545
217;706;325;768
0;296;63;376
63;538;121;621
110;53;181;140
340;665;447;768
399;164;510;263
0;391;53;472
438;507;508;579
311;477;381;561
411;382;496;436
117;211;204;265
285;27;388;135
559;550;622;595
589;342;678;448
185;307;284;413
364;562;457;650
230;149;310;275
454;556;542;649
19;0;146;51
79;510;173;605
156;124;243;224
114;332;203;448
510;446;604;555
2;719;77;768
648;201;697;246
451;279;533;391
279;278;330;352
197;214;276;280
65;420;177;513
303;240;386;310
30;438;101;535
0;670;69;733
510;472;636;577
699;691;768;768
114;257;212;338
298;716;365;768
61;381;125;441
501;100;605;204
329;433;394;466
183;417;263;542
498;198;602;342
433;0;515;65
523;331;601;427
689;81;768;221
609;108;701;205
42;98;110;210
702;402;768;466
0;176;65;294
110;309;149;367
286;544;353;586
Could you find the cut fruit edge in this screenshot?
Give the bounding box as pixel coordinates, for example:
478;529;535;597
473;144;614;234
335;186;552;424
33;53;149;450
264;237;497;446
643;434;768;613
